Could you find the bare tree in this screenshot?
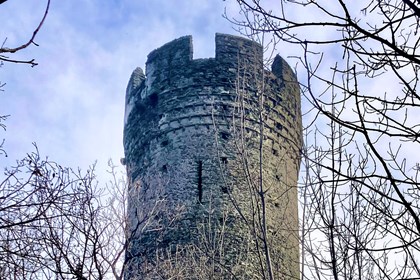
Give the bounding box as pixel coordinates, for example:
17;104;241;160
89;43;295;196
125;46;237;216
0;149;128;280
213;53;302;280
0;115;7;157
228;1;420;279
0;2;135;278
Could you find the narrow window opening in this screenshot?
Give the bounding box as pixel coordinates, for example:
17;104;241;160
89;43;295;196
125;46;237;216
149;93;158;107
197;161;203;203
220;131;229;140
161;140;169;147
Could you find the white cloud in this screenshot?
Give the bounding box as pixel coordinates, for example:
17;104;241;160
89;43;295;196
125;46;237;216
0;0;243;178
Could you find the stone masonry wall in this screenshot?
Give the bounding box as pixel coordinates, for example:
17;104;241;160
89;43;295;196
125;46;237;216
123;33;302;279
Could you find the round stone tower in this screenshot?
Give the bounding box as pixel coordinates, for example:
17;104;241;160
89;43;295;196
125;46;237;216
123;33;302;279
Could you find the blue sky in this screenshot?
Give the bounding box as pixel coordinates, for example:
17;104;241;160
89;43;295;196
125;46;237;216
3;1;411;181
0;0;247;175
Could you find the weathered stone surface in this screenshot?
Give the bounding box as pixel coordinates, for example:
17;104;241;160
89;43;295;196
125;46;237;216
124;33;302;279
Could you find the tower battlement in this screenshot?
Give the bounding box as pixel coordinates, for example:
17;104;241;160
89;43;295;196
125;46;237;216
126;34;266;112
144;33;263;75
124;34;302;279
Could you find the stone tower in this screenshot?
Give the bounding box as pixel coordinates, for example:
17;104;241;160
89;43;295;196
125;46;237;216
123;34;302;279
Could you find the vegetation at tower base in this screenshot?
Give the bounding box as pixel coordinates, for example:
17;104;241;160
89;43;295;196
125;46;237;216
123;33;302;279
0;150;127;279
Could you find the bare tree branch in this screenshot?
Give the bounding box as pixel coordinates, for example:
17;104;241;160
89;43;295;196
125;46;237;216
0;0;50;66
229;1;420;279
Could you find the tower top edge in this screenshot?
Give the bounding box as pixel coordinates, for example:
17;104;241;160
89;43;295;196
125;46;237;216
214;32;262;49
147;35;193;62
145;33;264;66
